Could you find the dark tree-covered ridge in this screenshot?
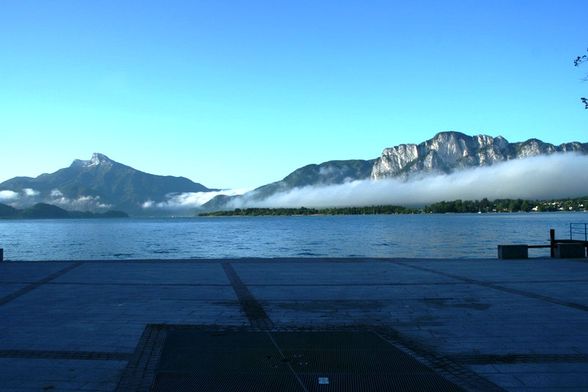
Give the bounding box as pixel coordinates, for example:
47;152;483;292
0;203;128;219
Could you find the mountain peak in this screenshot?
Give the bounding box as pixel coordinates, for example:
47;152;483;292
89;153;112;166
433;130;469;139
71;153;114;168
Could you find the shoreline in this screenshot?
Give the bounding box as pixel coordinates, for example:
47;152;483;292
0;256;549;263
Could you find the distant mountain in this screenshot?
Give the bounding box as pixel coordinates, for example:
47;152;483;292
203;159;374;210
0;203;18;218
203;132;588;210
0;153;217;214
0;202;128;219
371;131;588;179
3;133;587;214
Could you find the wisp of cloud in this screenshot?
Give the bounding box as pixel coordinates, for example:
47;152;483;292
0;190;19;202
143;188;252;210
227;154;588;209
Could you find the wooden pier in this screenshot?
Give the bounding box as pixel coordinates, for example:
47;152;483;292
499;227;588;259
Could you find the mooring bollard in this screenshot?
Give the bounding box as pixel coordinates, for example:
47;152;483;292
550;229;555;258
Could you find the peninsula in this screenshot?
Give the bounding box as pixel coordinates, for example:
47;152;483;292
0;202;128;219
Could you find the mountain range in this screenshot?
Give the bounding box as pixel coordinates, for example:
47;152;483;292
1;132;586;215
371;132;587;180
202;131;588;210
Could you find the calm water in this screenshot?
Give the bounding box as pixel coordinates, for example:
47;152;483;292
0;213;586;260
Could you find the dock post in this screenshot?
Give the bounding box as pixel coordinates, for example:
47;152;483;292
550;229;555;258
0;248;3;262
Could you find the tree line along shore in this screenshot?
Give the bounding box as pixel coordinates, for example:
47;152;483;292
199;197;588;216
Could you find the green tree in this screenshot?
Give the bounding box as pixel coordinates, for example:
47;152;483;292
508;199;521;212
521;200;530;212
479;198;490;213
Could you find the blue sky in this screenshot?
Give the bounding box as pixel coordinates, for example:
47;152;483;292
1;0;586;189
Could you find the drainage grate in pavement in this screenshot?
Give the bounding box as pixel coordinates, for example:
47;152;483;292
119;326;466;392
152;372;460;392
272;331;392;351
152;372;303;392
297;373;464;392
281;349;432;374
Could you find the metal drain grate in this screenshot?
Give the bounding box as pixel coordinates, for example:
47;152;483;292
152;372;303;392
120;327;465;392
281;349;432;374
298;373;464;392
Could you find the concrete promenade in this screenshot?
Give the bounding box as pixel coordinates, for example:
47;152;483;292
0;257;587;391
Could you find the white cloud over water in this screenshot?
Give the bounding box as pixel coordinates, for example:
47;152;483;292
50;192;111;210
23;188;39;197
143;188;252;210
0;187;111;210
225;153;588;209
0;188;42;206
0;190;19;202
50;189;63;198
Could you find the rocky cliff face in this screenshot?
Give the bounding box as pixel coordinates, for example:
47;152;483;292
371;132;588;180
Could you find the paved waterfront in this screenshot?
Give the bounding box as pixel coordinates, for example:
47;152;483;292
0;257;587;391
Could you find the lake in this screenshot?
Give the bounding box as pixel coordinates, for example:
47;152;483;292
0;213;586;261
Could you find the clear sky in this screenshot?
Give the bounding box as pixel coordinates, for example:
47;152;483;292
1;0;586;189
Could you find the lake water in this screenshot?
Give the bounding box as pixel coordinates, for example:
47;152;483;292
0;213;586;261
